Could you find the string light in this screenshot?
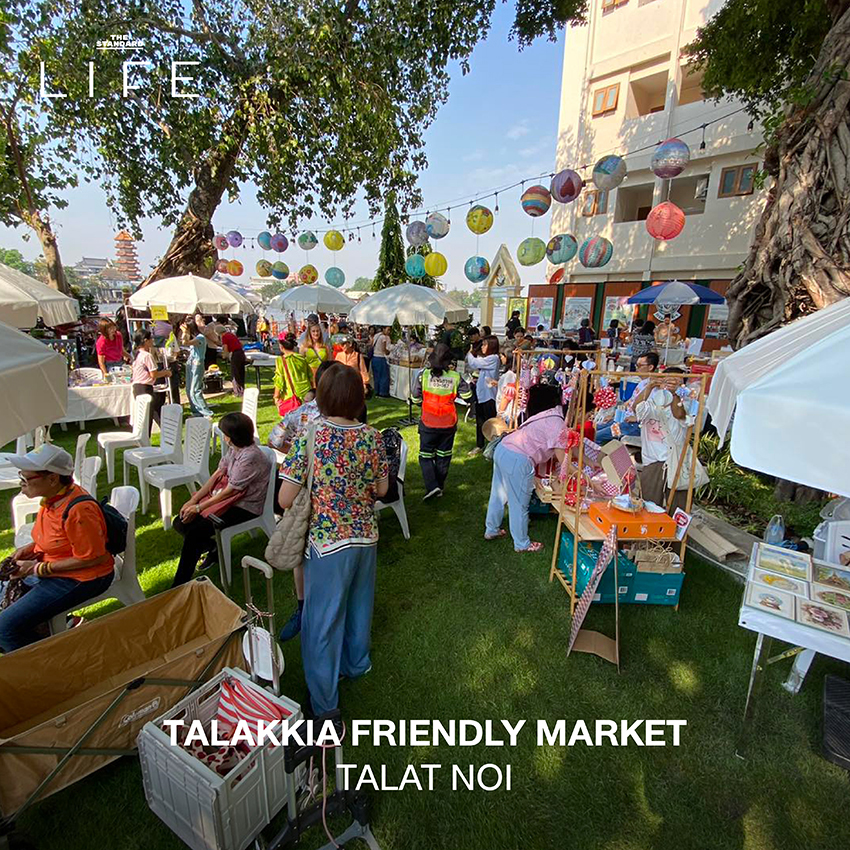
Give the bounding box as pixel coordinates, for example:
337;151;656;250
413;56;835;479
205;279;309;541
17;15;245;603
494;191;499;214
747;119;754;132
699;125;707;152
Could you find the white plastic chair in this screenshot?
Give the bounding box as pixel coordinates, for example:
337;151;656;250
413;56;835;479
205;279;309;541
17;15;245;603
215;447;277;591
123;403;184;513
375;439;410;540
49;486;145;635
0;434;30;469
145;417;212;530
97;393;152;482
213;387;260;457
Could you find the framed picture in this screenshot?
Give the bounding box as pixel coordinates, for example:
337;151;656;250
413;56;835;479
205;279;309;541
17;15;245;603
750;568;809;598
528;297;554;331
506;297;528;328
561;296;593;332
755;543;811;581
745;583;795;620
812;562;850;592
810;583;850;613
796;598;850;638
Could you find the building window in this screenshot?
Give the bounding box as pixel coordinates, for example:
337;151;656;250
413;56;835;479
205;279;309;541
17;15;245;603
718;165;757;198
614;184;654;222
592;84;620;117
627;69;668;118
679;64;706;106
602;0;629;10
581;189;609;216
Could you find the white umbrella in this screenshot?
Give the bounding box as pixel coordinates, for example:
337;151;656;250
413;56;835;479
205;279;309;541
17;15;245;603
0;321;67;446
707;297;850;496
0;263;80;327
212;273;263;305
128;273;255;315
348;283;469;326
270;283;355;314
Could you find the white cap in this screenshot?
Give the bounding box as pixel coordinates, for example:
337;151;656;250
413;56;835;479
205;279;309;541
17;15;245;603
8;444;74;476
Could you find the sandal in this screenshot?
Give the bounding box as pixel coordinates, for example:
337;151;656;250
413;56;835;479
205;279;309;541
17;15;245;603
484;529;507;540
515;541;544;553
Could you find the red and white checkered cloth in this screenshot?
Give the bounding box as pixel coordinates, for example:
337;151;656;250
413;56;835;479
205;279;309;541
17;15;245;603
568;527;617;655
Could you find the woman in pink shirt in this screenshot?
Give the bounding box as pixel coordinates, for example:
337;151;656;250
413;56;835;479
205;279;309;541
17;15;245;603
132;330;172;431
95;318;130;377
485;385;568;553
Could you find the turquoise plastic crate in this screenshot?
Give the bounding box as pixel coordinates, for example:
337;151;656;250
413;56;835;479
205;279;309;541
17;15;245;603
557;531;635;603
627;571;685;605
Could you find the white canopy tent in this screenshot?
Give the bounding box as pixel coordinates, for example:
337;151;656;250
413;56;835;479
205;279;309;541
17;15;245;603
212;273;263;306
270;283;355;314
0;321;67;446
0;263;80;327
128;274;255;315
348;283;469;326
707;297;850;497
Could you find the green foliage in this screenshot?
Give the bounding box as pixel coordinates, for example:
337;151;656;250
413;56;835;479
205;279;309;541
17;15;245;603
70;285;100;317
259;280;288;301
447;288;482;308
373;195;407;290
0;247;35;275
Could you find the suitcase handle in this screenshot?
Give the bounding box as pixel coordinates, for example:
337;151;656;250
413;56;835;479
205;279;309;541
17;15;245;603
241;555;274;580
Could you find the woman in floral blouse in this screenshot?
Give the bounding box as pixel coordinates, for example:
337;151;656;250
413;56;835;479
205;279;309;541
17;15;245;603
278;362;389;716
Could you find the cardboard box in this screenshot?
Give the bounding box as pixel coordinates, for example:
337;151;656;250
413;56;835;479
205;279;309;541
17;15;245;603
558;531;636;603
627;571;685;605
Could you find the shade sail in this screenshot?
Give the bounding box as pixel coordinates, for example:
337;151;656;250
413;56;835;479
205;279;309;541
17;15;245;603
129;274;255;315
348;284;468;326
0;322;67;445
0;263;80;327
627;280;725;306
269;283;355;314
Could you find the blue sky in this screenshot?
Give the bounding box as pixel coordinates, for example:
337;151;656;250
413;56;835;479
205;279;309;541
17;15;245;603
0;5;565;293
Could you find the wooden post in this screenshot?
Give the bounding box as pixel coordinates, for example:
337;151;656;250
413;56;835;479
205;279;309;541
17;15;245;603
679;374;707;561
570;370;588;615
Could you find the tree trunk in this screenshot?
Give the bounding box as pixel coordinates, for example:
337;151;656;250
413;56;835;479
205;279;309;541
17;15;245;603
27;211;69;294
728;5;850;347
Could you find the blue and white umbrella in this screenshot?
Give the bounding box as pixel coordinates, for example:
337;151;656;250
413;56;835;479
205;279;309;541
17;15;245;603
627;279;725;307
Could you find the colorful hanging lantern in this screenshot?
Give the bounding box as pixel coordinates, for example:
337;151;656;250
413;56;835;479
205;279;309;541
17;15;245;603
466;204;493;234
592;155;627;191
324;230;345;251
651;138;690;179
520;185;552;217
270;233;288;252
257;231;273;251
549;267;565;284
298;231;318;251
227;259;244;276
517;237;546;266
425;212;450;239
299;264;318;284
405;254;426;278
464;255;490;283
550;170;583;204
406;220;429;246
546;233;578;264
226;230;243;248
325;267;345;288
272;260;289;280
578;236;613;268
424;251;448;277
646;201;686;240
216;258;229;273
213;234;229;251
256;259;273;277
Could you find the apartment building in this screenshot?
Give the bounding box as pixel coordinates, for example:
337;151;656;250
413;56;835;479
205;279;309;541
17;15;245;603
533;0;764;348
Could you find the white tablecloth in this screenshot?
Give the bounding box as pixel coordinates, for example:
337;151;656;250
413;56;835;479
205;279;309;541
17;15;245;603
58;383;134;425
388;363;422;401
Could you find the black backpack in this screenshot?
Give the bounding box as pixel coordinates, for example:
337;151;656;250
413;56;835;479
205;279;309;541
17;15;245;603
62;495;129;555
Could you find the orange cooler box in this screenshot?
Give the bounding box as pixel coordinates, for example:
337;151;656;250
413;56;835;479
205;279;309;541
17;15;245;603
588;502;678;540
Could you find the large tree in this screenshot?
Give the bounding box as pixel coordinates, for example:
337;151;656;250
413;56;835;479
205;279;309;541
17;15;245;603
686;0;850;346
372;194;407;290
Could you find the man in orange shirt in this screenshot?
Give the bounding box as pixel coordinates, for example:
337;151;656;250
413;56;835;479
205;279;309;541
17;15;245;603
0;445;115;652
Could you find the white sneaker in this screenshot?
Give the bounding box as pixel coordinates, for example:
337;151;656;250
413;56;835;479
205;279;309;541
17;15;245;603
423;488;442;502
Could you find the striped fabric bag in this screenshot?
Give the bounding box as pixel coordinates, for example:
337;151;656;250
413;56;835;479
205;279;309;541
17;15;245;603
216;675;292;734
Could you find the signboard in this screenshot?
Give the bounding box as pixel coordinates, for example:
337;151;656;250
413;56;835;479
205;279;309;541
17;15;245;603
506;297;528;328
603;295;636;329
704;302;729;338
528;297;554;331
150;304;169;321
561;296;593;332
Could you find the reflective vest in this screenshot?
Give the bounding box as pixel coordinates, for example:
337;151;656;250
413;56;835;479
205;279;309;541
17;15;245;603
421;369;461;429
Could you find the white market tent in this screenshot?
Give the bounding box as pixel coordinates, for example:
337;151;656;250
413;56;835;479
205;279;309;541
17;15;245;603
348;283;469;326
270;283;355;314
0;321;67;446
212;273;263;305
707;297;850;497
0;263;80;328
128;274;255;315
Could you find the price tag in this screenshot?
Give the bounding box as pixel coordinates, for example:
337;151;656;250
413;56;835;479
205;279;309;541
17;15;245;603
150;304;169;321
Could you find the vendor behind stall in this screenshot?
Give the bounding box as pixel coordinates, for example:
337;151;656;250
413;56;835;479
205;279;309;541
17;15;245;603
95;318;130;378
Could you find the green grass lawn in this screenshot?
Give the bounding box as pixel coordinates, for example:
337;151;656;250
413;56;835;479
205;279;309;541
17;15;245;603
1;391;849;850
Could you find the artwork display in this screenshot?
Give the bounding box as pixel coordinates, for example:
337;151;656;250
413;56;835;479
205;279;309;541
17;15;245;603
705;303;729;339
745;584;795;620
810;584;850;613
561;296;593;332
506;297;528;327
602;295;636;329
755;543;811;581
751;568;808;597
528;297;554;331
813;563;850;591
796;599;850;637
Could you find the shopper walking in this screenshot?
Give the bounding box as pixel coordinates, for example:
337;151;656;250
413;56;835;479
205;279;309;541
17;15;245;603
465;335;501;456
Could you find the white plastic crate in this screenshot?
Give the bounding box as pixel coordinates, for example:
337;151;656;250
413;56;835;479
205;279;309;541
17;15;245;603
138;667;303;850
826;521;850;566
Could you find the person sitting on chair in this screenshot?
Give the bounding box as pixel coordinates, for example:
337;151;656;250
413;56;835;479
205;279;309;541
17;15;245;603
0;445;114;653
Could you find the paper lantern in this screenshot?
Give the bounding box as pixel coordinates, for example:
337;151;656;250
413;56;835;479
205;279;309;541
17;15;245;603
257;231;272;251
213;234;229;251
272;260;289;280
464;255;490;283
406;220;429;246
227;259;244;276
466;204;493;234
424;251;448;277
546;233;578;264
549;267;565;284
298;231;318;251
325;267;345;288
426;212;450;239
299;264;318;284
226;230;243;248
256;259;272;277
578;236;613;268
651;138;690;179
324;230;344;251
405;254;426;278
550;170;583;204
270;233;288;252
517;237;546;266
592;155;627;191
520;185;552;217
646;201;685;240
215;259;229;273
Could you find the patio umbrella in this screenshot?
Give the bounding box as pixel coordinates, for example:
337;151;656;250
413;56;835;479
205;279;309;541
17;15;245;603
0;321;68;446
270;283;355;314
706;297;850;497
0;263;80;327
348;283;469;326
128;273;255;315
212;273;263;306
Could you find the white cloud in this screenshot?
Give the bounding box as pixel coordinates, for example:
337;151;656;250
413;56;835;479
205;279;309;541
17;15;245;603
519;141;549;158
506;120;531;141
462;149;485;163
